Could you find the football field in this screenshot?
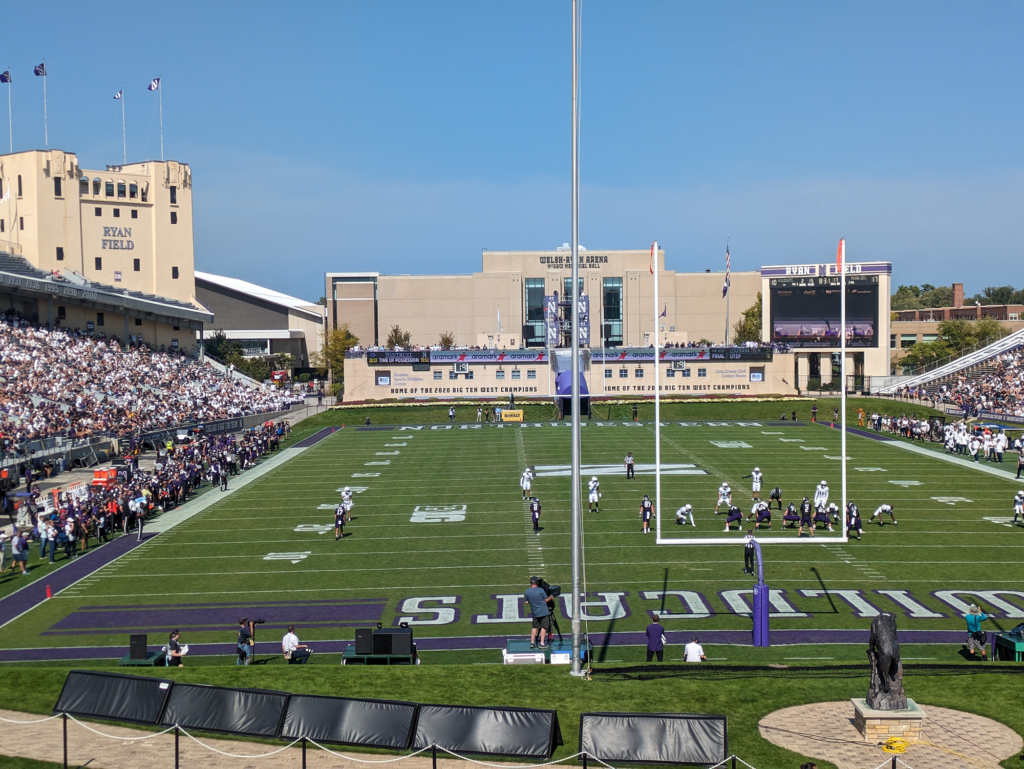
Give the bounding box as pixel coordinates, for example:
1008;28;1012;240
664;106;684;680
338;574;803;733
3;417;1023;660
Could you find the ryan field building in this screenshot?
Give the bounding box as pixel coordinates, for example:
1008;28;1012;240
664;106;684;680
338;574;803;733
334;249;892;401
0;149;211;346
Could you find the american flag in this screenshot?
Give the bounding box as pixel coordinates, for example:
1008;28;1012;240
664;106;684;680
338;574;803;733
722;245;731;298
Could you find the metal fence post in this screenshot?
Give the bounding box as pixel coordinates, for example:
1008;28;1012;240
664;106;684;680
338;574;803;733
432;743;437;769
175;726;179;769
891;756;896;769
732;757;737;769
302;736;307;769
62;713;68;769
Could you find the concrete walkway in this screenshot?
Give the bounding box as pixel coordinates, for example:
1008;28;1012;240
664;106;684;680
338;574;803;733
0;707;480;769
759;701;1022;769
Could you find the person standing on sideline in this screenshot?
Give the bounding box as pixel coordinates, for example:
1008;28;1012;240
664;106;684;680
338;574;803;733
167;630;185;667
645;614;666;662
524;576;553;649
684;636;706;662
833;406;839;422
632;404;638;422
857;408;866;427
965;605;988;660
236;618;255;665
811;404;818;422
476;407;482;423
449;406;455;423
221;466;229;492
624;452;635;479
1017;449;1024;479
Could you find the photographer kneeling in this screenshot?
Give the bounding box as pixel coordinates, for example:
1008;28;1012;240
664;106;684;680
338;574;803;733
282;625;312;664
524;576;554;649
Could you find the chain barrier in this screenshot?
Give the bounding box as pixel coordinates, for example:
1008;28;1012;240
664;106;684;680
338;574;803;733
709;756;759;769
67;715;177;741
178;727;302;758
0;713;61;725
304;741;434;764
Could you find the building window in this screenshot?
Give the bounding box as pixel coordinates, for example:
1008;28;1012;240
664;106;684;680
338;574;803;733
54;178;61;197
1011;313;1020;321
131;209;138;219
80;178;89;195
57;306;65;320
512;370;521;380
449;371;458;380
433;370;442;380
170;211;178;224
604;368;612;379
172;266;179;279
666;368;675;378
129;183;138;199
113;209;120;218
524;277;545;347
95;207;101;217
96;312;104;327
95;257;102;270
682;368;692;378
135;318;142;326
602;277;623;346
619;368;628;379
900;334;918;348
0;179;3;198
173;325;179;331
922;334;939;343
92;178;100;195
635;368;644;378
527;369;537;380
0;220;4;233
17;175;22;197
105;181;114;197
117;182;126;198
19;217;23;230
133;258;140;271
697;368;707;378
56;247;64;261
141;186;148;202
465;370;474;380
170;185;177;204
496;370;505;380
890;334;896;349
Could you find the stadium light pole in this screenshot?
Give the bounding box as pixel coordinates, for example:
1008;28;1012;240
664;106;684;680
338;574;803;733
653;241;661;543
569;0;584;678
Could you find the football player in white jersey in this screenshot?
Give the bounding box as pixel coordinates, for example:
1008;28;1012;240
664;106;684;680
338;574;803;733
588;476;601;512
743;468;764;501
675;503;695;526
870;504;898;526
826;502;841;525
1013;491;1024;524
747;500;772;530
714;483;732;513
813;481;829;510
341;486;354;522
521;467;534;499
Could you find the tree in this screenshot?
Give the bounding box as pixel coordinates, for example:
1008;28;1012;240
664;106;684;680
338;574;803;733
316;296;327;306
936;317;1009;356
275;353;295;372
731;293;763;344
226;352;271;383
311;324;360;386
438;331;455;348
386;324;411;349
899;340;953;370
204;328;241;361
973;316;1010;345
891;285;923;311
980;286;1016;306
918;285;953;309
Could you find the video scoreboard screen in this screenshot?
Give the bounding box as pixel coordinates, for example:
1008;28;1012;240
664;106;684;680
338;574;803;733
769;274;880;348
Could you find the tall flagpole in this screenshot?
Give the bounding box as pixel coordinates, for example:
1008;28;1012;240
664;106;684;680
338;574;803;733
120;84;126;164
654;241;662;541
42;61;47;148
570;0;583;678
839;238;848;540
158;82;164;161
724;236;731;344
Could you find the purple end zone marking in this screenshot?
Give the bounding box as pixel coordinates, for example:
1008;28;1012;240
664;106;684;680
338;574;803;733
293;427;343;448
0;533;151;628
0;628;971;662
356;426;395;431
815;421;894;441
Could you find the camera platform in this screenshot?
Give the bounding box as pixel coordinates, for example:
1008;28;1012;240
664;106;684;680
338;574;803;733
503;636;592;665
341;643;419;665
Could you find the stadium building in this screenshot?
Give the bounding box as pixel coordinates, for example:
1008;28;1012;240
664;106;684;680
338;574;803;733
335;249;892;401
0;148;211;348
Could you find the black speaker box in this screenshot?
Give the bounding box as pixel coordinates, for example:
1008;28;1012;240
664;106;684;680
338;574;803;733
372;633;393;655
355;628;374;655
129;634;148;660
390;631;413;656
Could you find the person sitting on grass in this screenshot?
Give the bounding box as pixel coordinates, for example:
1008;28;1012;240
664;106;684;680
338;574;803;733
965;605;988;660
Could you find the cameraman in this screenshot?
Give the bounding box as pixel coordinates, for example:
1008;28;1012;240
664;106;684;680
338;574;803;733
524;577;554;649
236;617;255;666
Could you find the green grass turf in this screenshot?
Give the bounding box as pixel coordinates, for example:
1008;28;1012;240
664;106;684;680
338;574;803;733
3;664;1024;769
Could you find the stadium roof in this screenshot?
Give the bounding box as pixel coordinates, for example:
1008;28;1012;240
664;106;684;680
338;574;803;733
196;271;324;321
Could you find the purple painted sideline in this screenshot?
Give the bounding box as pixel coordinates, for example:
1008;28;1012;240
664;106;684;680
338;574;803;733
0;533;151;629
292;426;343;448
0;628;968;662
814;421;894;442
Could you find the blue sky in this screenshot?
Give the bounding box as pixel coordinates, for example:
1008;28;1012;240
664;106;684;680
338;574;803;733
4;2;1022;300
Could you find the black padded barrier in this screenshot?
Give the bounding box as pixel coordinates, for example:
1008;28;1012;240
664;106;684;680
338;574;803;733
579;712;727;766
412;704;563;759
160;682;289;738
52;670;173;726
280;694;418;748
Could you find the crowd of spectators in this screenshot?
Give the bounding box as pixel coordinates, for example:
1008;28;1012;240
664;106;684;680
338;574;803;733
0;315;302;450
889;347;1023;417
0;422;288;574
